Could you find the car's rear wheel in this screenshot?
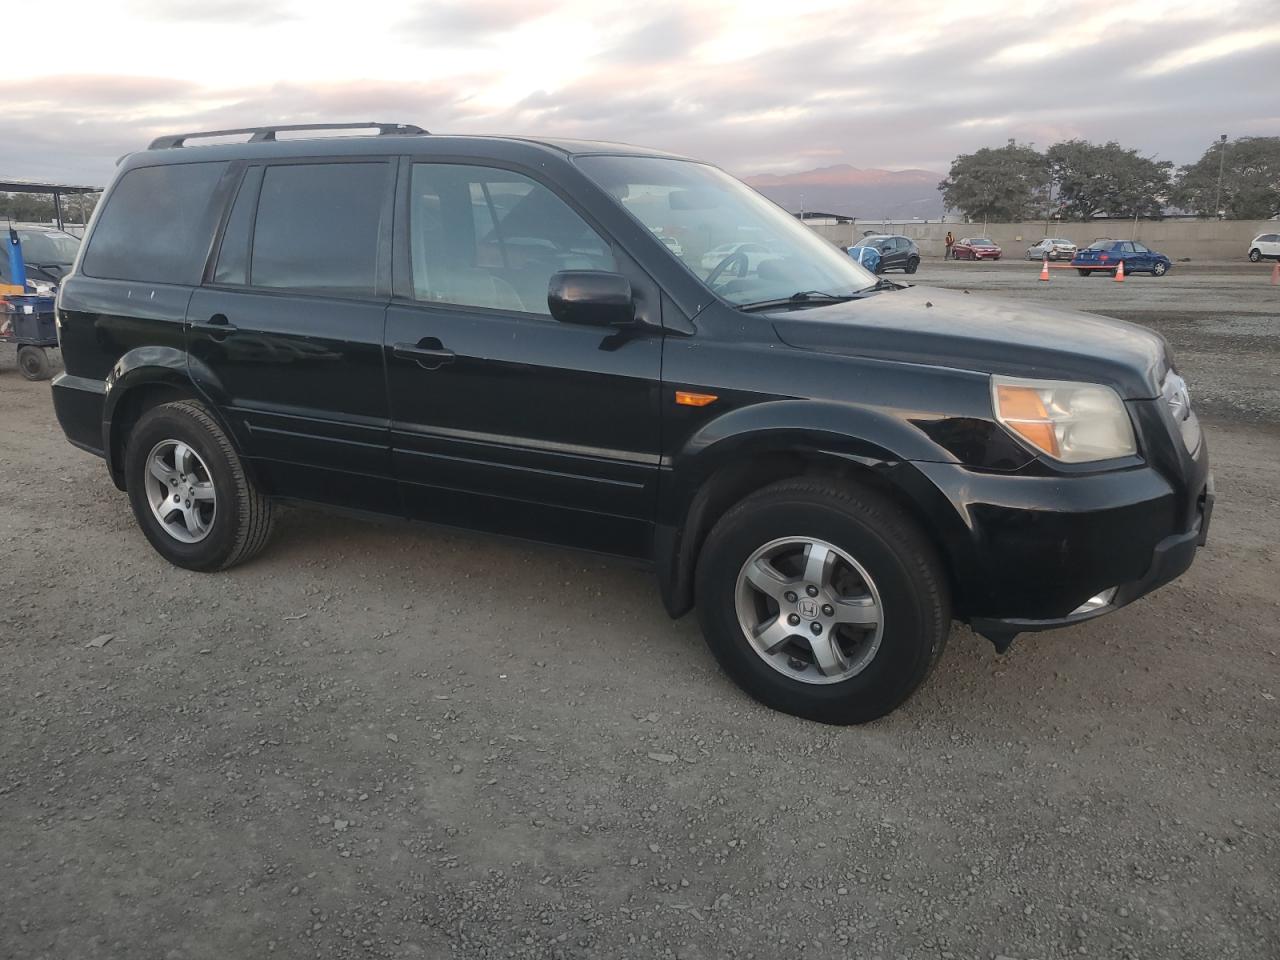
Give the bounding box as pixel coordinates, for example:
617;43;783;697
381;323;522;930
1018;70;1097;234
1077;268;1090;277
695;478;950;724
1152;261;1168;277
124;400;273;571
905;256;919;274
1249;248;1262;263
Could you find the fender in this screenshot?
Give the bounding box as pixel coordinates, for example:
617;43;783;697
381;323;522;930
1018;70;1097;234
655;398;989;619
101;346;250;488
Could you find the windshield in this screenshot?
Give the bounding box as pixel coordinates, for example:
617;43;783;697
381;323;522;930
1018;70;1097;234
853;237;891;251
576;155;876;306
17;229;80;265
970;238;994;245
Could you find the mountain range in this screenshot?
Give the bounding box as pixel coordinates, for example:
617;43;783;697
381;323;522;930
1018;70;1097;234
743;163;946;220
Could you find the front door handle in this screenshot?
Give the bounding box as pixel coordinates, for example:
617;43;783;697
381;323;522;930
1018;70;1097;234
189;313;238;338
393;338;455;370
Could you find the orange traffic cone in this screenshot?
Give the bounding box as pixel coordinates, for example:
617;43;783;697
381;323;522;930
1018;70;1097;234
1272;261;1279;286
1114;259;1126;282
1039;258;1050;282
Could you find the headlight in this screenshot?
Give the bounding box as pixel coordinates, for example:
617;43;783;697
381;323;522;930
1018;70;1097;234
992;376;1136;463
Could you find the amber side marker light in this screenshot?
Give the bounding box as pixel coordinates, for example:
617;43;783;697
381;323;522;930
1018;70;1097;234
675;391;718;407
993;383;1060;458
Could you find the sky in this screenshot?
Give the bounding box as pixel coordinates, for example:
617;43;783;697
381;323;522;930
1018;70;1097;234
2;0;1277;187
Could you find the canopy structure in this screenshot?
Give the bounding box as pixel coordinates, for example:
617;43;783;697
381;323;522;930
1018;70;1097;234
1;178;101;231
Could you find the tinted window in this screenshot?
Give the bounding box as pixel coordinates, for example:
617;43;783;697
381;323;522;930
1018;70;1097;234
409;163;615;315
82;162;227;283
251;162;390;297
213;166;263;286
16;230;80;265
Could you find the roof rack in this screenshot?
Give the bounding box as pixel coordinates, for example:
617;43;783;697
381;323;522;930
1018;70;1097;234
147;122;428;150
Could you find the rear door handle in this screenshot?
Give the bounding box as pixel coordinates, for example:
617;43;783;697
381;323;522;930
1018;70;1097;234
393;339;455;370
189;314;238;338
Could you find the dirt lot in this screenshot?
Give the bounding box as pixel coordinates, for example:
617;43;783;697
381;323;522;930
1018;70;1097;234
2;262;1278;960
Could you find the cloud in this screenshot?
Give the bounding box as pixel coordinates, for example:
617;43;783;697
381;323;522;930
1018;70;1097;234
4;0;1276;189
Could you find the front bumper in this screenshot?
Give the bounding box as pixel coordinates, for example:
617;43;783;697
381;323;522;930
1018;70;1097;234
969;474;1212;647
904;421;1211;648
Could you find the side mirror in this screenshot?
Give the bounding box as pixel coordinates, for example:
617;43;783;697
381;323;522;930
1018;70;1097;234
547;271;634;327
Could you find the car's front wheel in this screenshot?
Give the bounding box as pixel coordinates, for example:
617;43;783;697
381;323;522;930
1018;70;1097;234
1152;261;1168;276
905;256;919;274
1249;248;1262;263
1077;268;1090;277
124;400;273;571
695;478;950;724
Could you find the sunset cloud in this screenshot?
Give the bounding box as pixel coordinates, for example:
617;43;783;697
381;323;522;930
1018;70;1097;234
1;0;1272;187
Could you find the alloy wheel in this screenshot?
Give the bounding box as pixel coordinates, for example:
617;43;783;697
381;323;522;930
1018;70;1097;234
143;439;217;543
734;537;884;684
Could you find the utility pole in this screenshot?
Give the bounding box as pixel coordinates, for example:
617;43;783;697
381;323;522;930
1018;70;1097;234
1213;134;1228;220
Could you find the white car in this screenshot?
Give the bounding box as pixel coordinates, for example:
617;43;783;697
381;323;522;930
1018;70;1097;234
658;235;684;258
1248;233;1280;262
1026;238;1077;261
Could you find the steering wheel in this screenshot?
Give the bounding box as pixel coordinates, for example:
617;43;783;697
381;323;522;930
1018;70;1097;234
705;250;750;287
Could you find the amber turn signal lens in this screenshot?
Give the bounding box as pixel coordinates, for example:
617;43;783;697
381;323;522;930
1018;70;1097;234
993;384;1060;457
675;391;718;407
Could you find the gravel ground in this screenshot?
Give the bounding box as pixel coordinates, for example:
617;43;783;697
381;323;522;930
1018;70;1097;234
2;263;1278;960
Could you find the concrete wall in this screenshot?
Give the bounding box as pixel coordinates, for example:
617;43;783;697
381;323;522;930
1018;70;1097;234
807;219;1277;261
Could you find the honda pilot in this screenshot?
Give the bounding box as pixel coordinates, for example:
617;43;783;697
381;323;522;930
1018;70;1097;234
51;123;1212;723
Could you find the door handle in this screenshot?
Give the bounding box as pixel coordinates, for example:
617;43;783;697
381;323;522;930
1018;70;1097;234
393;339;455;370
189;314;238;338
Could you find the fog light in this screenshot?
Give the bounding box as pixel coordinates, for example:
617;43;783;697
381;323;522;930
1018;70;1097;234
1071;588;1117;616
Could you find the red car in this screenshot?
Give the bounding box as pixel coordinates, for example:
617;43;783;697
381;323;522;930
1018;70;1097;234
952;237;1002;260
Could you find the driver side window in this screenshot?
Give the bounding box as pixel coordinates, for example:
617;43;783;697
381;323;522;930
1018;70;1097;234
409;163;616;316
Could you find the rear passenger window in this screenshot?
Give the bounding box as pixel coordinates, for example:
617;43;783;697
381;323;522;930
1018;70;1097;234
250;162;390;297
82;162;228;284
409;163;615;315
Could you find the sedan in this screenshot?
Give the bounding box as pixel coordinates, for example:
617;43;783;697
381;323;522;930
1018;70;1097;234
699;241;778;273
1248;233;1280;262
1026;238;1077;261
952;237;1002;260
1071;239;1171;277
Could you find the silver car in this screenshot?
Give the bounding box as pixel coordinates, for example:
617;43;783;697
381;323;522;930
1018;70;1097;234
1026;238;1077;261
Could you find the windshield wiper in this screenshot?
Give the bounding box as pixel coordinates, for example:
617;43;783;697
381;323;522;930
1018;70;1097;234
856;278;906;293
739;290;860;312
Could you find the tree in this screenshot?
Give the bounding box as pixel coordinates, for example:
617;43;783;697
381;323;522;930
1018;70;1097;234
938;140;1049;222
1173;137;1280;219
1045;140;1173;221
0;192;99;226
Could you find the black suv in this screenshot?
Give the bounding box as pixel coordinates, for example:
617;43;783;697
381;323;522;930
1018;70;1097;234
51;123;1212;724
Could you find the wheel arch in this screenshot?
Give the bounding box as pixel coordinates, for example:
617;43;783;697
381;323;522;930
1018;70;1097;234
656;417;975;620
102;348;250;492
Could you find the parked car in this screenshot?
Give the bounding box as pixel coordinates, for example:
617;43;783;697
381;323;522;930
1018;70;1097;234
657;235;684;258
1247;233;1280;262
51;123;1212;725
0;224;81;288
846;243;881;274
951;237;1002;260
1071;239;1171;277
848;235;919;274
1025;238;1077;261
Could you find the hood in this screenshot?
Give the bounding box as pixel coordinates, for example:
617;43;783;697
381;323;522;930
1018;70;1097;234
768;285;1169;399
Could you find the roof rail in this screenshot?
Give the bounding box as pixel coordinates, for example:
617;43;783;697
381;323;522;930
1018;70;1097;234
147;122;428;150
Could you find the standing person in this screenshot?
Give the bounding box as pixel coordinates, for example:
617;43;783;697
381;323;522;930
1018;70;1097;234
944;230;954;261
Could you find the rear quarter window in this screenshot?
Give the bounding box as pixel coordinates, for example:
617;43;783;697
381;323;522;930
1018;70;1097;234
81;162;228;284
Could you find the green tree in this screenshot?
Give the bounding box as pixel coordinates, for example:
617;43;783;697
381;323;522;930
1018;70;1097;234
1045;140;1173;221
1173;137;1280;219
0;192;99;226
938;140;1049;222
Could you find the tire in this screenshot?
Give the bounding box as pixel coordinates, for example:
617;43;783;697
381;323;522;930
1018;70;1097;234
17;345;51;381
1077;269;1090;277
1152;261;1168;277
694;478;950;725
905;257;919;274
1249;248;1262;263
124;400;273;571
